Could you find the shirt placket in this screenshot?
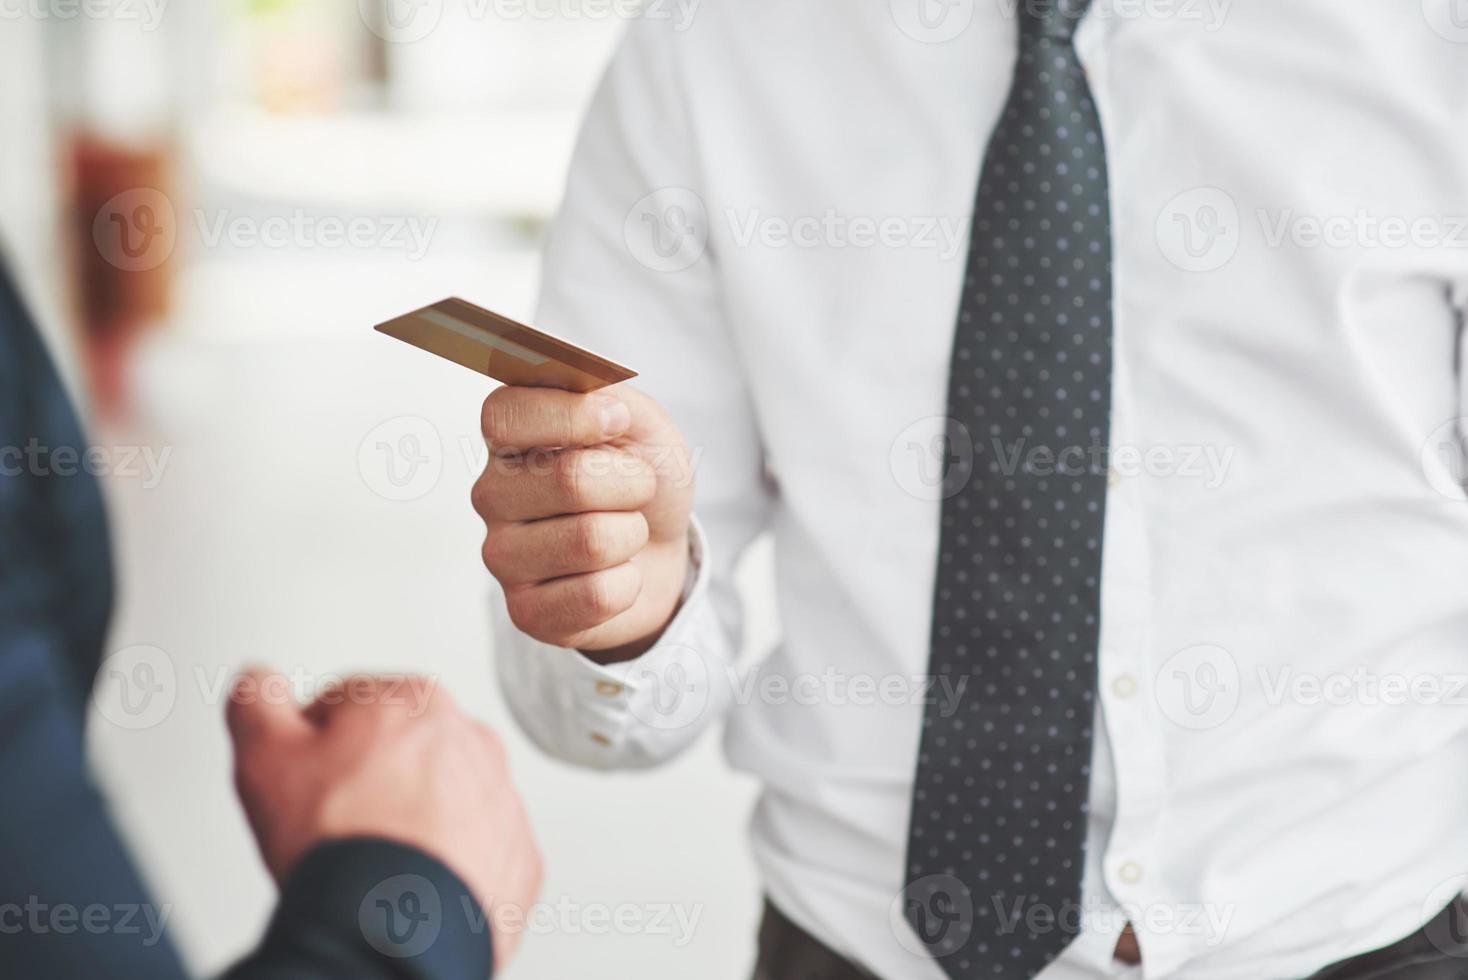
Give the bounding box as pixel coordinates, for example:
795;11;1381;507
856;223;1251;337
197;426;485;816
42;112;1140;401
1076;17;1179;963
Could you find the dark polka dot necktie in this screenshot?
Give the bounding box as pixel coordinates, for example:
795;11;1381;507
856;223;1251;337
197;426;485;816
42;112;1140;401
904;1;1112;978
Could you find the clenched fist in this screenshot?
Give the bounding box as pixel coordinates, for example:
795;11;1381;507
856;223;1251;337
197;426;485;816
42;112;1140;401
227;670;543;968
472;384;695;661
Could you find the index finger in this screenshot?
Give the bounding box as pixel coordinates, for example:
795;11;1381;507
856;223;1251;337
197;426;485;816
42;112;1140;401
481;386;632;454
304;674;451;727
226;667;312;751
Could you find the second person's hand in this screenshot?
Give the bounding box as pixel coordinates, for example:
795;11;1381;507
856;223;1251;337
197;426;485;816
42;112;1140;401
227;670;544;968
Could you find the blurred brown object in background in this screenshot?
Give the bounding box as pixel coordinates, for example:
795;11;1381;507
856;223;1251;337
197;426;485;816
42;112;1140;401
68;133;177;417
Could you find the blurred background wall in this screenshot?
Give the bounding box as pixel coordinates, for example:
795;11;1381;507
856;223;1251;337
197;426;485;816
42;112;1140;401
0;3;769;976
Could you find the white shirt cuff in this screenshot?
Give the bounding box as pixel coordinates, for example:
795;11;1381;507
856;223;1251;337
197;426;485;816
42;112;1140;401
492;514;733;769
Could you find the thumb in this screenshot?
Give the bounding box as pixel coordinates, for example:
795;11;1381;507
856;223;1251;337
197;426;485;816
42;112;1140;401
604;383;676;447
225;667;312;755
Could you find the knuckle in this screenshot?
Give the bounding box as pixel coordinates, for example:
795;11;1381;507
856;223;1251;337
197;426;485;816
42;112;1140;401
629;511;651;550
582;571;621;619
470;478;487;517
480;531;509;575
503;587;542;637
572;513;613;565
625;455;658;504
341;674;384;703
557;399;586;443
363;702;410;731
480;390;516;445
554;451;586;505
470;473;498;519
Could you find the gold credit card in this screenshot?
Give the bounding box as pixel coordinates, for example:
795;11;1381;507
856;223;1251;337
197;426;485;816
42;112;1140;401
374;296;637;392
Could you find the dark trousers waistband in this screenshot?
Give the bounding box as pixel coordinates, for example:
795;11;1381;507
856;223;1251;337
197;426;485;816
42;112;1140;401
752;901;873;980
752;896;1468;980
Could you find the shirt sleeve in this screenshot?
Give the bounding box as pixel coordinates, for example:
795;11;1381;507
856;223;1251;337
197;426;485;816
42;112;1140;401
494;516;740;767
490;17;773;769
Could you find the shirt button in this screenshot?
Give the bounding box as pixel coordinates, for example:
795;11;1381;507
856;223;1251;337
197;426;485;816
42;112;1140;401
1111;674;1137;699
1107;467;1122;488
595;680;624;698
1119;861;1143;884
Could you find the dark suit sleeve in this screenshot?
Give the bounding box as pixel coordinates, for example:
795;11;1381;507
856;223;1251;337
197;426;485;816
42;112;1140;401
224;839;495;980
0;261;493;979
0;625;194;978
0;674;494;980
0;254;194;978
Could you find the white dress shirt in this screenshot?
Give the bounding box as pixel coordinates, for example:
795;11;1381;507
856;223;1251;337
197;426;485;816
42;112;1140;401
493;3;1468;977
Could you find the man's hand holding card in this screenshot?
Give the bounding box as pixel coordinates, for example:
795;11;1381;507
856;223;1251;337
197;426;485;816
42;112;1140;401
376;298;694;662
